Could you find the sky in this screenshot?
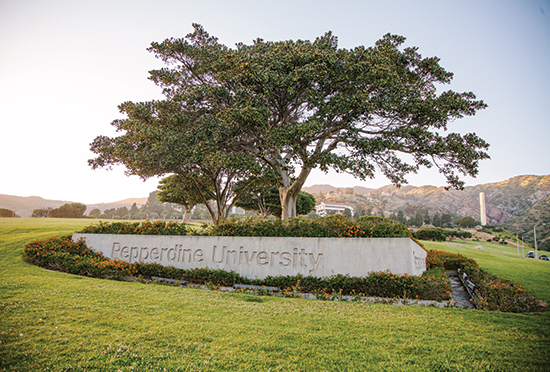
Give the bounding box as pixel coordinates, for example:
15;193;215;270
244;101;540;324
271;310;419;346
1;0;549;204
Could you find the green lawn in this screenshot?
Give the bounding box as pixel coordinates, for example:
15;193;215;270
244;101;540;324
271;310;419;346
1;218;549;371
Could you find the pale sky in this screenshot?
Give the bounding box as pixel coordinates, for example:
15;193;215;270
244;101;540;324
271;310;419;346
1;0;549;204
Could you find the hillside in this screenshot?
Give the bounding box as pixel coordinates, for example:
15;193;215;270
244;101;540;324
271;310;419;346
304;174;550;226
0;195;147;218
0;195;72;218
85;198;147;214
502;194;550;249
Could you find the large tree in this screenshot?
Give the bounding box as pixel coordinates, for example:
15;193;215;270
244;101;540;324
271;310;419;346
49;203;87;218
92;24;489;220
89;98;264;225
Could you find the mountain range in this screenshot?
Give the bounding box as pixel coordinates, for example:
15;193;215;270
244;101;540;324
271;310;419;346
302;175;550;225
0;195;147;218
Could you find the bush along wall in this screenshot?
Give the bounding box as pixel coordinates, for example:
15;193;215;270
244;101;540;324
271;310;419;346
77;216;410;238
209;215;411;238
78;220;190;235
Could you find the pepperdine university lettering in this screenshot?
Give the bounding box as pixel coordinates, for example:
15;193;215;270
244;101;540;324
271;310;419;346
110;243;323;274
72;234;427;279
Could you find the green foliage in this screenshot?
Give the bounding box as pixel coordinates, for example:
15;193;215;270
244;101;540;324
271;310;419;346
88;208;101;218
296;191;316;216
23;236;137;280
157;174;203;220
426;249;478;271
466;269;544;312
78;220;190;235
89;98;265;225
31;207;53;218
445;229;473;240
343;208;352;218
414;227;472;241
32;203;87;218
459;216;478;228
235;182;316;218
26;230;543;311
90;24;489;220
209;215;410;238
0;208;18;217
415;227;448;241
49;203;87;218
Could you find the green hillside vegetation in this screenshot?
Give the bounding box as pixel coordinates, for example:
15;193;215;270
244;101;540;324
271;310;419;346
501;194;550;250
468;175;550;216
1;218;549;371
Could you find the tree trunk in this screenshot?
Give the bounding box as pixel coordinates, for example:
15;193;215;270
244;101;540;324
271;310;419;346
182;204;194;222
279;187;298;220
278;166;312;220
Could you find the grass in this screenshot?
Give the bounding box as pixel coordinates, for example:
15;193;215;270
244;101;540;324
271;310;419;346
1;218;549;371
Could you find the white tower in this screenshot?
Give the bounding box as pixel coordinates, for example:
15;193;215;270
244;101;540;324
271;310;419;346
479;192;487;226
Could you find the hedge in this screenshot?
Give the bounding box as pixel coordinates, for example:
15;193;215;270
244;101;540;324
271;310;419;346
209;215;411;238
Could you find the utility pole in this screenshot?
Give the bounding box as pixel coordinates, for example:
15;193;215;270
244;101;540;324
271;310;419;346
534;223;538;259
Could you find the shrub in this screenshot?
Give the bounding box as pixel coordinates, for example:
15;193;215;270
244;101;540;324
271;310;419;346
78;220;190;235
23;236;136;280
26;221;545;312
426;249;478;271
0;208;18;217
414;228;447;241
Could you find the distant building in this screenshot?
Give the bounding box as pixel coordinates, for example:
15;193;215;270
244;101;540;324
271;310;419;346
315;202;354;217
230;206;246;215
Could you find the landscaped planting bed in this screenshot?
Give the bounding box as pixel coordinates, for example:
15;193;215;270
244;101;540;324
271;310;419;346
22;217;546;312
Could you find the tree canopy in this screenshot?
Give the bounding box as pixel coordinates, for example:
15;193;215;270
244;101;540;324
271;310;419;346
459;216;479;228
157;174;203;221
90;24;489;220
33;203;87;218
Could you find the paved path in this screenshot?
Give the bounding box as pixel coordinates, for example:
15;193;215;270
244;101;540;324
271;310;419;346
447;271;475;309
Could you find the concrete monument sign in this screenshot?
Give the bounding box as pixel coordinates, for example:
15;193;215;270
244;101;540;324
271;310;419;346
72;234;427;279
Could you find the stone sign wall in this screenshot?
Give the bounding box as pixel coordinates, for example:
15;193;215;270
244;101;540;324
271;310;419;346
72;234;427;279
